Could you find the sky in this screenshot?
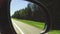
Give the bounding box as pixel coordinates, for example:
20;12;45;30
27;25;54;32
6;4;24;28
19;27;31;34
10;0;29;16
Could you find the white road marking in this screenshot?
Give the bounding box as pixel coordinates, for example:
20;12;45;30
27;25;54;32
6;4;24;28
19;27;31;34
13;22;24;34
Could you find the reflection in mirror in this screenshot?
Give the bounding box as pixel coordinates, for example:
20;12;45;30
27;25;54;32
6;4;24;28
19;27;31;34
10;0;45;34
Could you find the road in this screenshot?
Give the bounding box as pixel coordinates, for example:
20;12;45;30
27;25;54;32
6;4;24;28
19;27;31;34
12;19;42;34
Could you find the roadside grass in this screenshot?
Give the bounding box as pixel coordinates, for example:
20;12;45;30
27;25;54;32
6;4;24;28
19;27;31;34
12;18;60;34
48;30;60;34
12;18;45;29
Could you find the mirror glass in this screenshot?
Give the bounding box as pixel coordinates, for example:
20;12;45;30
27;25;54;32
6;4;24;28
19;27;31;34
10;0;45;34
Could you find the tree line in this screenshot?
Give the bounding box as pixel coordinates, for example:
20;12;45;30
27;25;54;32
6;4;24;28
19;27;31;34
12;3;46;22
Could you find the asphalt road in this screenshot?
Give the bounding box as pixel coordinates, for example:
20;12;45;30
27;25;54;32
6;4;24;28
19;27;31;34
12;19;42;34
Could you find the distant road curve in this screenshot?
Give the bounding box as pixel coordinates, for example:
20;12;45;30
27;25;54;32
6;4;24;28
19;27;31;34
12;19;42;34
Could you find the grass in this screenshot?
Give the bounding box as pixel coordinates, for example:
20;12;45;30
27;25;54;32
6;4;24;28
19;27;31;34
12;18;60;34
12;18;45;29
48;30;60;34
